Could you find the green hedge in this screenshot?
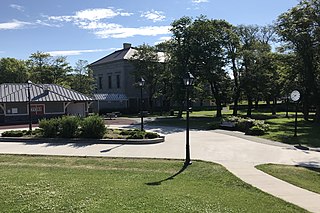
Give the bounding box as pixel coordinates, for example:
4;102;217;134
39;115;106;139
59;116;80;138
222;116;269;135
80;115;106;139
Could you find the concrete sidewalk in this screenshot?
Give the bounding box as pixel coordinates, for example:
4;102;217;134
0;125;320;212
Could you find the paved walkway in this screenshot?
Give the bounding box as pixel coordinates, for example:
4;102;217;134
0;125;320;212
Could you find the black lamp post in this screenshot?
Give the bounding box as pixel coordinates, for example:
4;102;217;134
138;77;145;131
183;72;195;166
27;80;32;133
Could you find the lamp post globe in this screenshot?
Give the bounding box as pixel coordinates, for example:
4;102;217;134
183;72;194;166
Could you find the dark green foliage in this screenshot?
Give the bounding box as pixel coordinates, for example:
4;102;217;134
1;130;24;137
59;116;80;138
39;118;60;137
144;132;159;139
80;115;106;139
127;131;145;139
247;126;266;136
223;116;269;135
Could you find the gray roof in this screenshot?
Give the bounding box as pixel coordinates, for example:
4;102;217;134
90;48;132;66
94;93;128;101
90;47;166;67
0;83;93;103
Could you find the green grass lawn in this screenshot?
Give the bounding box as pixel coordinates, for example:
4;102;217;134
261;115;320;148
256;164;320;194
147;109;320;147
0;155;306;213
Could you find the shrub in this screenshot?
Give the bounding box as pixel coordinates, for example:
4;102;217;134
1;130;24;137
39;118;60;137
246;126;266;136
127;132;145;139
80;115;106;139
145;132;159;139
59;116;80;138
223;116;269;135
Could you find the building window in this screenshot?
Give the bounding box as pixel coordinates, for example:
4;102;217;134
108;76;112;89
98;76;103;89
116;75;120;89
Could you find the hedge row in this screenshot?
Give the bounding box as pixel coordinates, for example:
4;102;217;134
39;115;106;139
221;116;269;135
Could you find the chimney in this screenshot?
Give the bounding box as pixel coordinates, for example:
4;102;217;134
123;43;132;49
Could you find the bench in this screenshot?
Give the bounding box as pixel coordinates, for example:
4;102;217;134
105;112;117;120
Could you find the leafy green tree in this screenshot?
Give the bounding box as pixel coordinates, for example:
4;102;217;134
276;0;320;121
189;17;233;117
51;56;72;86
27;51;53;83
0;58;28;83
169;16;194;118
27;51;71;85
237;25;273;117
130;44;162;111
70;60;95;95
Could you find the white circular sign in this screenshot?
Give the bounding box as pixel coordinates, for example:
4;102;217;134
290;90;300;102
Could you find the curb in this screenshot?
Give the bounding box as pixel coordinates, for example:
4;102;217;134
0;136;165;145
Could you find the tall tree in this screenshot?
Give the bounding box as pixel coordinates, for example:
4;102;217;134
169;16;194;118
130;44;162;111
27;52;71;85
276;0;320;122
0;58;28;83
237;25;273;117
70;60;95;95
189;17;233;117
27;51;52;83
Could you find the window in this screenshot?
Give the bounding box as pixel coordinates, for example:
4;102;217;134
98;76;103;89
108;76;112;89
116;75;120;89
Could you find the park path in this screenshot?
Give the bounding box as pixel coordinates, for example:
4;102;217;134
0;125;320;212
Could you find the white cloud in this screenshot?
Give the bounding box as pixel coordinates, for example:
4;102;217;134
46;49;112;56
94;25;171;38
141;10;165;22
10;4;25;12
46;7;169;39
0;20;31;30
154;36;172;44
48;8;133;23
192;0;209;3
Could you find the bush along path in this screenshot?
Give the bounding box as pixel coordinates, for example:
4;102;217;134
0;115;164;144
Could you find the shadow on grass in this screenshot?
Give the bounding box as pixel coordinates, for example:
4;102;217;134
145;163;190;186
147;116;221;131
296;162;320;169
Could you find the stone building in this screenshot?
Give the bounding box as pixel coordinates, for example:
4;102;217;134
89;43;164;113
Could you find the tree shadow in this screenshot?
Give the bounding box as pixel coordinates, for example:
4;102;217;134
100;144;123;153
145;163;189;186
296;161;320;168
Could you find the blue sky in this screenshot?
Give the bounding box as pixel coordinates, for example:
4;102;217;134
1;0;298;66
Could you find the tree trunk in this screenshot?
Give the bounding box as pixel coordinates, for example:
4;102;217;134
247;96;252;117
177;101;183;118
254;99;259;109
272;98;277;115
315;105;320;123
210;81;222;118
232;58;240;116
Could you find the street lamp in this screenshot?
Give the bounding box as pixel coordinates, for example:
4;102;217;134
183;72;195;166
27;80;32;133
138;77;145;131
